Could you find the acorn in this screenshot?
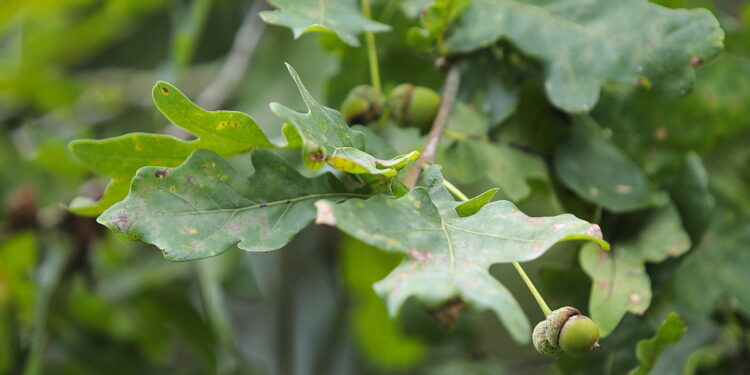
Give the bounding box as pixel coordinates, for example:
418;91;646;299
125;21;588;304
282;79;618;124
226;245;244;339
533;306;600;356
340;85;384;126
387;83;441;132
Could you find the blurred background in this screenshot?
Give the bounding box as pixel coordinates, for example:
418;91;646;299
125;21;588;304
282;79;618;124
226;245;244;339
1;0;749;374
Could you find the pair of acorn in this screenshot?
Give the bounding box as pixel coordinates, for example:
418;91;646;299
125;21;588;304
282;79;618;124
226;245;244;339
340;83;441;130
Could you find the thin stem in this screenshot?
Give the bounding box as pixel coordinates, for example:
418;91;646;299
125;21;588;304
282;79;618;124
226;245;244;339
441;179;552;316
512;262;552;316
443;179;469;201
404;64;462;187
361;0;382;94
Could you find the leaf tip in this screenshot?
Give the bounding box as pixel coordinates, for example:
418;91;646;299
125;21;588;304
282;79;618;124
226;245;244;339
153;81;175;97
585;223;611;251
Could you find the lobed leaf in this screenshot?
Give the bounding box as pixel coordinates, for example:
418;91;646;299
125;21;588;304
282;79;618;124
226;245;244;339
673;206;750;318
446;0;724;112
317;166;608;343
71;65;417;216
580;204;690;337
260;0;390;46
98;149;365;261
69;82;274;216
271;64;415;177
629;312;686;375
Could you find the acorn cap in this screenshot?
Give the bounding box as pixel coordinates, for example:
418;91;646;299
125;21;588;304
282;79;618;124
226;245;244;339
387;84;440;131
340;85;384;125
545;306;581;347
533;320;563;356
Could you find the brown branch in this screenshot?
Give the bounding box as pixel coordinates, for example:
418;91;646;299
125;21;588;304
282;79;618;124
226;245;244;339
403;64;462;187
166;1;268;140
196;1;269;110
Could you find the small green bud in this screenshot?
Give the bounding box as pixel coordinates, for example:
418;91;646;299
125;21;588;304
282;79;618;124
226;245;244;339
533;306;600;357
340;85;384;126
387;84;441;131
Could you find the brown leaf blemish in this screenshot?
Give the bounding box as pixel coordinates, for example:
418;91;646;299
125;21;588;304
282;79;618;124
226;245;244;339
110;211;132;233
408;248;435;264
690;56;703;68
154;168;172;179
308;149;325;162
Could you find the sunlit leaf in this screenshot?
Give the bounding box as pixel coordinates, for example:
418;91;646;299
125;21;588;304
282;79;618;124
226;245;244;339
69;81;274;216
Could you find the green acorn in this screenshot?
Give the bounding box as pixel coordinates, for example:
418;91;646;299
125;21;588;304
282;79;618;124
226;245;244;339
340;85;384;126
533;306;600;356
387;83;441;132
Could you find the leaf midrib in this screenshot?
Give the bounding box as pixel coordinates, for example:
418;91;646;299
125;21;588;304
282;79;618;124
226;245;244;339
130;192;370;218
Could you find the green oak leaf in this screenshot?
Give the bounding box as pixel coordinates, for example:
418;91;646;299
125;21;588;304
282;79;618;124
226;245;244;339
459;52;519;127
259;0;390;47
272;64;415;177
673;205;750;318
316;166;609;343
440;103;547;201
592;55;750;159
666;152;715;243
441;140;548;202
445;0;724;112
555;118;663;212
580;204;690;337
69;81;274;216
98;149;365;261
629;312;686;375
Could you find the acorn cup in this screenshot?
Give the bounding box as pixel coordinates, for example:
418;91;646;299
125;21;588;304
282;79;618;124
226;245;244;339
533;306;600;356
387;83;441;132
340;85;384;126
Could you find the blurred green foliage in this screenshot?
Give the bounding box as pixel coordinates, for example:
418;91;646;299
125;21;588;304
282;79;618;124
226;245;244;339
1;0;749;374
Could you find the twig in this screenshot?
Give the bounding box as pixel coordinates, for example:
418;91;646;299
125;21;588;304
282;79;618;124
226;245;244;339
196;1;269;110
404;64;462;187
361;0;382;94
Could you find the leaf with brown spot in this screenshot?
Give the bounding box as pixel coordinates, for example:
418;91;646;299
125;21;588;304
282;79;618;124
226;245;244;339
580;203;690;337
98;149;363;261
318;166;608;343
69;82;274;216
